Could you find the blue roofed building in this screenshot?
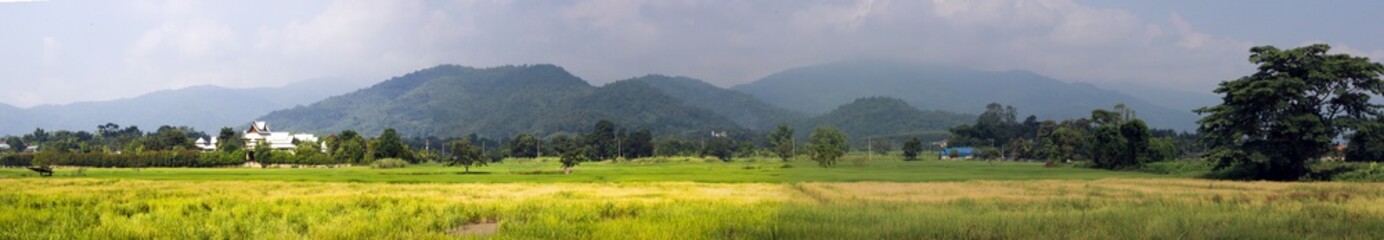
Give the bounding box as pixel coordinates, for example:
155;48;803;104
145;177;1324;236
940;147;975;159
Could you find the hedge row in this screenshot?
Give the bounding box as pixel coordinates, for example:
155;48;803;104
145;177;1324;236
31;150;245;168
257;151;339;165
1;154;33;167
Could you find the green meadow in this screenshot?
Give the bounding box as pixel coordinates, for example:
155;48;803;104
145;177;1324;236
2;155;1381;239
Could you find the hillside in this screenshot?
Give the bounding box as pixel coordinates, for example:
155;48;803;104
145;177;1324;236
732;60;1200;130
258;65;744;138
0;79;364;135
799;97;973;141
631;75;807;130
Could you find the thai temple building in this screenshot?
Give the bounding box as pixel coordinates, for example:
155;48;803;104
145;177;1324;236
242;121;318;150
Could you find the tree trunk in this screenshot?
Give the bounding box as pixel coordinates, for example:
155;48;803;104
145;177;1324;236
563;166;571;175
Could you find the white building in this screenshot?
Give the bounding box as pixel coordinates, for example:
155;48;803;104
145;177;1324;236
194;137;218;151
243;121;318;150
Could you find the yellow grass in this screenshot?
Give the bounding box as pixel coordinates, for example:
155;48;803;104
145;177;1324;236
2;178;1382;239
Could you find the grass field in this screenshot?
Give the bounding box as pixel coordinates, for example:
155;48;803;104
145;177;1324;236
2;156;1381;239
0;154;1168;183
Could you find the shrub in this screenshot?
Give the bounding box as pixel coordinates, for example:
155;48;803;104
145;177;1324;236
977;147;1001;160
370;158;409;169
1;153;33;167
1137;159;1213;176
1334;162;1384;182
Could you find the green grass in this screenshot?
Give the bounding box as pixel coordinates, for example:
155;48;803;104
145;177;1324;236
2;178;1380;239
2;155;1379;239
0;156;1165;183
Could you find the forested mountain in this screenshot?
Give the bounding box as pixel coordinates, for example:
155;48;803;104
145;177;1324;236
0;78;364;135
258;65;745;138
732;60;1200;130
799;97;973;141
631;75;807;130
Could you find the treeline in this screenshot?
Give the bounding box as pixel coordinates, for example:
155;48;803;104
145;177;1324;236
947;103;1197;170
1;123;209;155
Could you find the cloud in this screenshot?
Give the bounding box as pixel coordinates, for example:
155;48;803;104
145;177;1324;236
1;0;1380;107
40;37;59;65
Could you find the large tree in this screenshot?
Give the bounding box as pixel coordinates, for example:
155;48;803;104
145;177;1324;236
373;128;413;162
559;146;588;175
216;127;243;153
902;137;923;161
621;129;654;159
447;140;485;173
509;134;540;158
1346;119;1384;162
767;124;795;161
586;120;618;160
703;136;736;162
808;126;848;167
1196;44;1383;180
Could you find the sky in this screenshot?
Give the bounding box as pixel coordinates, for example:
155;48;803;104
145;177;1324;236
2;0;1381;108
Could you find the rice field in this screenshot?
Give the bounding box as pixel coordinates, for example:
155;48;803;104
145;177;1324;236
2;175;1381;239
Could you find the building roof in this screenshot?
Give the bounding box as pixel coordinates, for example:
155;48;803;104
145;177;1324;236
941;147;975;156
246;121;270;134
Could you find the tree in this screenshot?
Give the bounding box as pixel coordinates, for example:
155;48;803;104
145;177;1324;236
216;127;243;153
1120;119;1151;164
869;139;893;155
252;142;272;164
767;124;795;161
1090;125;1128;169
146;126;192;151
1148;137;1179;162
447;140;485;173
509;134;539;158
559;146;588;175
3;136;24;154
373;128;413;162
586;120;618;160
902;137;923;161
808;126;848;167
1048;126;1086;163
1196;44;1384;180
703;137;736;162
622;129;654;159
332;130;368;164
294;141;325;164
1346;119;1384;162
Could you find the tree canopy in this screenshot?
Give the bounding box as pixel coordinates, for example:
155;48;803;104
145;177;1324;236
1196;44;1384;180
808;126;848;167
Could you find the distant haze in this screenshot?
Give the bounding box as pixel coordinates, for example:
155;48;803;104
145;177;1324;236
2;0;1381;107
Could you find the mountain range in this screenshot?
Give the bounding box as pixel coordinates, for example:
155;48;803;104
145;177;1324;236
0;78;366;135
732;60;1200;131
3;60;1208;140
258;65;748;138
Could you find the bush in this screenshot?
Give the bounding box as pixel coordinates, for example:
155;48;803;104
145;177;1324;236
1334;163;1384;182
28;151;241;168
1;153;34;167
1137;159;1213;176
977;147;1001;160
370;158;409;169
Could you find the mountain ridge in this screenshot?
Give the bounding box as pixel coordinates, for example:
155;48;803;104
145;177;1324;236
0;79;366;135
732;59;1199;130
